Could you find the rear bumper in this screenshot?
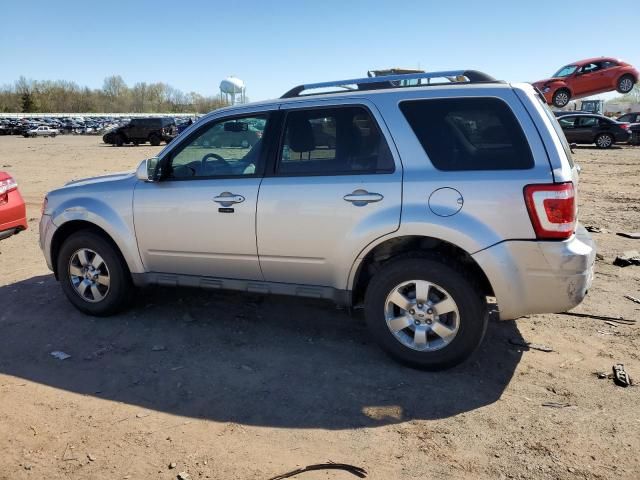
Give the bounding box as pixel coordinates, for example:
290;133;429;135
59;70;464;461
473;224;596;320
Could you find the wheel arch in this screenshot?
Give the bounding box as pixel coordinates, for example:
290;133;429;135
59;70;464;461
50;220;132;280
349;235;495;306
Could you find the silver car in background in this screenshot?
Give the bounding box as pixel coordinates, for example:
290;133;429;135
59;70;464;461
39;70;596;369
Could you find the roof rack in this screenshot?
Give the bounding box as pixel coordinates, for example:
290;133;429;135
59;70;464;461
281;70;499;98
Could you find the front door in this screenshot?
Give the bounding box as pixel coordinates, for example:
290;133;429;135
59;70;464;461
134;112;272;280
257;101;402;288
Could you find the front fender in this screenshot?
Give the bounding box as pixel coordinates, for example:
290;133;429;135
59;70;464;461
50;197;144;274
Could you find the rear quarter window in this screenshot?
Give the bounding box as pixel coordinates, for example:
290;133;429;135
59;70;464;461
400;97;534;171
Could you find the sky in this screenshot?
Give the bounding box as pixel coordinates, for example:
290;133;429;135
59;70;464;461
1;0;638;102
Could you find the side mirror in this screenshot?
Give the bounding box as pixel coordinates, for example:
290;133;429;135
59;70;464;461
136;157;160;182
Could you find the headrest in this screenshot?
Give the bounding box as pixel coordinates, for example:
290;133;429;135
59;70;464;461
287;114;315;153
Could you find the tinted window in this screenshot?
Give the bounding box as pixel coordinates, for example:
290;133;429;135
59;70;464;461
168;115;268;179
400;98;534;171
577;117;598;127
277;106;394;175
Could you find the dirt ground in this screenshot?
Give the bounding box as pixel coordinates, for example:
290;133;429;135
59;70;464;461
0;135;639;480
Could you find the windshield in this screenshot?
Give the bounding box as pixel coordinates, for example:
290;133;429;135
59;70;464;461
552;65;578;78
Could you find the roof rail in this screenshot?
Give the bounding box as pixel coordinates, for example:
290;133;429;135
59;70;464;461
281;70;499;98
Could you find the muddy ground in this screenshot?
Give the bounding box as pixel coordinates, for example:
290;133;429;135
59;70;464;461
0;135;639;480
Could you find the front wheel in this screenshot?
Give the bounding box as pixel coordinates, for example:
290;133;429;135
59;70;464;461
616;74;635;94
595;133;613;148
364;256;488;370
552;89;571;108
57;231;133;316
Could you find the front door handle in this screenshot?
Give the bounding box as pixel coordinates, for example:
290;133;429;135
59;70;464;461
213;192;245;206
343;189;384;206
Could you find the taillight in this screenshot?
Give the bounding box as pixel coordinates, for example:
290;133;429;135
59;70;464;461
620;123;630;131
0;176;17;195
524;182;576;240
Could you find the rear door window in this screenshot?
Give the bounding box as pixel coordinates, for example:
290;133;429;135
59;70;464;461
399;98;534;170
277;106;394;175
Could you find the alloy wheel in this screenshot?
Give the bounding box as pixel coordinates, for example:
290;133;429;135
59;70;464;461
597;134;612;148
68;248;111;303
384;279;460;352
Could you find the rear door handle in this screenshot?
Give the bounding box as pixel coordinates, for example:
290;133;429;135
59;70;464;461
213;192;245;206
343;189;384;206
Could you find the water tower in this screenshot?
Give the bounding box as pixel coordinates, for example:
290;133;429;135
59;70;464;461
219;76;246;105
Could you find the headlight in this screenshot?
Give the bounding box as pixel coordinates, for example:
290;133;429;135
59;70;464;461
542;87;551;93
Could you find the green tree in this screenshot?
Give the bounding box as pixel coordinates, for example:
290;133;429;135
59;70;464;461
21;92;36;112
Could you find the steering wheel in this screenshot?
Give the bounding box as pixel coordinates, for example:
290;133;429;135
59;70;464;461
201;152;229;172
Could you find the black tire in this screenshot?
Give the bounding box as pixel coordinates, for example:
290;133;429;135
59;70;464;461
149;134;161;146
57;231;133;316
115;134;125;147
552;88;571;108
595;133;614;149
616;74;636;94
364;255;488;370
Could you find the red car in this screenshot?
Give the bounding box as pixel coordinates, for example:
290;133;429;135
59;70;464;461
0;172;27;240
533;57;638;108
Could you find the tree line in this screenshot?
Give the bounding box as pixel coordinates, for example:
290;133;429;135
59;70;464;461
0;75;230;114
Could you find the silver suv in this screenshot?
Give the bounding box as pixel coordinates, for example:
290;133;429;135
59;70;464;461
39;70;596;369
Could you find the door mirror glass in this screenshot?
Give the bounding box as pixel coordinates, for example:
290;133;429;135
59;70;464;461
136;157;159;182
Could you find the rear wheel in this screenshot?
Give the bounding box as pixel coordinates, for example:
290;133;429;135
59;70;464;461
364;256;488;370
149;134;161;146
616;74;635;94
595;133;613;148
57;231;133;316
552;89;571;108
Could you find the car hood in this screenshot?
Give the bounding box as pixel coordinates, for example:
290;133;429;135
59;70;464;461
532;77;566;87
64;170;135;188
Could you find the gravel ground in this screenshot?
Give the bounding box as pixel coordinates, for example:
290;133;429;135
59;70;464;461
0;135;638;480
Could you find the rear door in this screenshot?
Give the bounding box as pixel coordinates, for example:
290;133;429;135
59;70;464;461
256;99;402;288
574;116;599;143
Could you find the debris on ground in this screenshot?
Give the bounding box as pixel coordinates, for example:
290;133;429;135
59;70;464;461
177;472;191;480
267;462;367;480
508;338;553;352
542;402;574;408
612;364;632;388
613;250;640;267
623;294;640;305
151;345;167;352
561;312;636;325
168;462;177;469
595;371;613;380
595;252;605;261
586;226;605;233
616;232;640;239
50;351;71;360
87;454;96;462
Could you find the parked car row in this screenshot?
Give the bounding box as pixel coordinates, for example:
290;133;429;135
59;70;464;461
0;116;123;136
0;115;195;138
